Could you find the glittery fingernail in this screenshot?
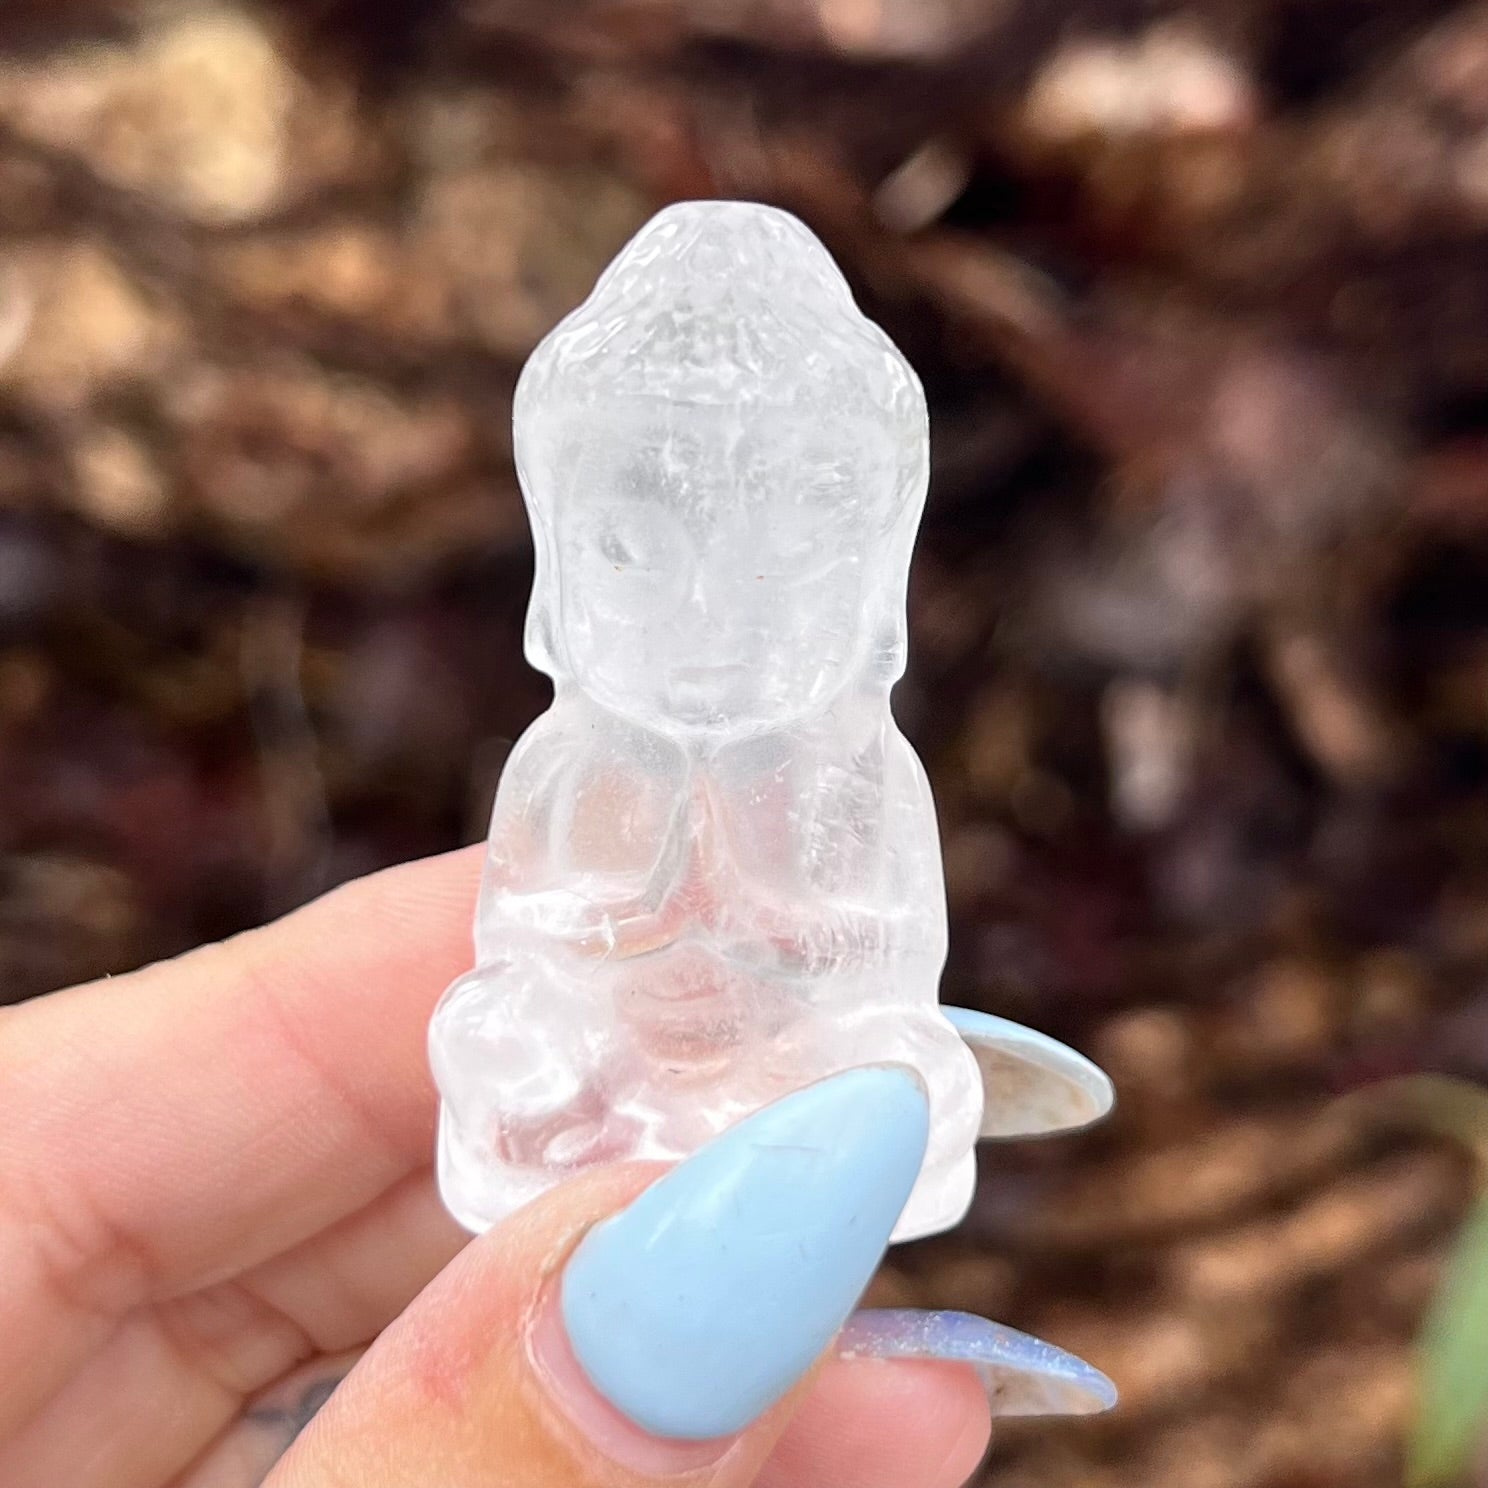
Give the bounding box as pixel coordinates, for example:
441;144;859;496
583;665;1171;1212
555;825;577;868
837;1309;1117;1417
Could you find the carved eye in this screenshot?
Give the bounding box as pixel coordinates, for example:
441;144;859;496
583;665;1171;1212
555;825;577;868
800;451;854;501
599;533;636;568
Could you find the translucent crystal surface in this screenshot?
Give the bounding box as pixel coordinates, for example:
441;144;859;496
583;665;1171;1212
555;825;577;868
429;201;983;1241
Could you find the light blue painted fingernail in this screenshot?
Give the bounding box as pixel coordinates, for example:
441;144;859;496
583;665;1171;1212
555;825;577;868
560;1067;930;1441
837;1309;1117;1417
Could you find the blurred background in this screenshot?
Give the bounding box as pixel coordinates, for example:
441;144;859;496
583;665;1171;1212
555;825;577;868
7;0;1488;1483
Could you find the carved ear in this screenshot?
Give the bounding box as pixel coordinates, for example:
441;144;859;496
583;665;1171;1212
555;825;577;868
512;372;561;678
521;595;557;676
517;504;559;676
869;386;929;683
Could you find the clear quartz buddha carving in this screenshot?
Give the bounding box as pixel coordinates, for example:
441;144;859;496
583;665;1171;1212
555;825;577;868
430;201;1112;1243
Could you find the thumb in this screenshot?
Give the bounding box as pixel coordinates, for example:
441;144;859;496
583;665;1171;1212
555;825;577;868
265;1068;932;1488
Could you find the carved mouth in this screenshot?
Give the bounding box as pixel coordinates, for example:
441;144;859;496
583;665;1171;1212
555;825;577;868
670;664;749;684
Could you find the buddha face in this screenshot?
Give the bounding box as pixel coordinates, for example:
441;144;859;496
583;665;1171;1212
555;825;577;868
545;404;892;731
512;201;928;731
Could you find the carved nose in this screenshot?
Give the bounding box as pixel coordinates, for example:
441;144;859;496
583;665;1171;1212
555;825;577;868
675;576;716;627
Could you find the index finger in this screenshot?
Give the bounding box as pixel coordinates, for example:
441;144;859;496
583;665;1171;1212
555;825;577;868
0;845;482;1435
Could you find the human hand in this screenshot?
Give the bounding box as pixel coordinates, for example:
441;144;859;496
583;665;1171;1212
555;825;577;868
0;846;1099;1487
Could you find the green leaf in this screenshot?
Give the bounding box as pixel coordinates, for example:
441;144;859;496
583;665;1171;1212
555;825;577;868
1411;1190;1488;1487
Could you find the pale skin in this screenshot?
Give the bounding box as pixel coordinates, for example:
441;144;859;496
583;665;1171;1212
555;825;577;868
0;845;991;1488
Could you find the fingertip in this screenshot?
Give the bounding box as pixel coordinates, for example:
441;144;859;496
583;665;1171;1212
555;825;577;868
756;1355;992;1488
928;1363;996;1485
